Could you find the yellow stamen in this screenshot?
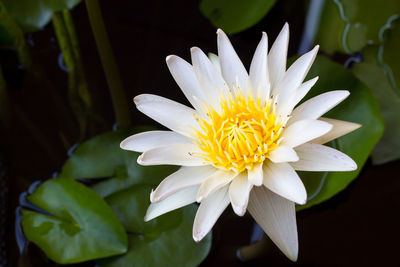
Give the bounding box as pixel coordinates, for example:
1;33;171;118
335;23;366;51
193;90;283;173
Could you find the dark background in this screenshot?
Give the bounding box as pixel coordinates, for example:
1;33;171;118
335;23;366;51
1;0;399;266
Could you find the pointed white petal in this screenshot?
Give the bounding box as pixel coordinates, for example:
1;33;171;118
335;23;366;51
276;45;319;106
269;23;289;91
166;55;206;112
120;131;191;152
193;185;230;242
291;143;357;171
229;173;253;216
248;186;298;261
292;77;319;108
145;185;198;221
279;77;319;117
197;170;237;202
312;117;362;144
248;162;263;186
208;53;222;75
262;161;307;204
289;90;350;125
134;94;199;137
282;119;332;148
250;32;270;99
217;29;248;92
191;47;227;112
151;166;216;202
268;146;299;163
137;144;209;166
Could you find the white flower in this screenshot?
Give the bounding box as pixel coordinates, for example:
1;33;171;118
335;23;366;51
120;23;360;261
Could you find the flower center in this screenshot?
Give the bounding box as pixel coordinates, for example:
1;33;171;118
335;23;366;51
193;90;283;173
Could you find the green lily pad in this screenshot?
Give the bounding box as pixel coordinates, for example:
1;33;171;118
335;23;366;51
199;0;277;33
352;20;400;164
59;128;178;197
315;0;400;54
21;178;128;264
98;186;211;267
296;55;384;210
2;0;81;32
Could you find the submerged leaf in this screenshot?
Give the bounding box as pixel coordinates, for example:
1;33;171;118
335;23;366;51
199;0;277;33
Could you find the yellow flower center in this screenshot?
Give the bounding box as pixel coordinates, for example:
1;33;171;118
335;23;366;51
193;90;284;173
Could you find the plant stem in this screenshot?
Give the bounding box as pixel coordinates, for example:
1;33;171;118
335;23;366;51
85;0;131;129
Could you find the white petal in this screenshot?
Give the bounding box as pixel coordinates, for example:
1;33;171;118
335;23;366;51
249;32;270;99
289;90;350;125
208;52;222;75
269;23;289;91
275;45;319;107
166;55;206;112
134;94;199;137
278;77;319;117
291;143;357;171
217;29;248;92
248;162;263;186
268;146;299;163
197;170;237;202
145;185;198;221
282;119;332;148
193;185;230;242
229;173;253;216
312;117;361;144
120;131;191;152
191;47;226;111
137;144;209;166
262;161;307;204
150;166;216;202
292;77;319;108
248;186;298;261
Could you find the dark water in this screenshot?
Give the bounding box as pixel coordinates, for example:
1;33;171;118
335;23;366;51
1;0;400;266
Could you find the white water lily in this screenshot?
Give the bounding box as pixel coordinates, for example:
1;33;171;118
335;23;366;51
120;23;360;261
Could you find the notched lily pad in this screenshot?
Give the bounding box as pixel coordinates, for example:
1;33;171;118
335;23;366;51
21;178;128;264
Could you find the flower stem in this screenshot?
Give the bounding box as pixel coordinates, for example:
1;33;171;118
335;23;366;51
85;0;131;129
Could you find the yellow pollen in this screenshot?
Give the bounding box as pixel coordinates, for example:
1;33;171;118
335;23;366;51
193;90;283;173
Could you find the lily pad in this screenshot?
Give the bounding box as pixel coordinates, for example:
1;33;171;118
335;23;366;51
296;55;384;210
352;20;400;164
99;185;211;267
2;0;81;32
199;0;277;33
59;128;178;197
21;178;128;264
315;0;400;54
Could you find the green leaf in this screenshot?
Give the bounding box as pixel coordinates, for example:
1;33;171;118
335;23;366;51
296;55;384;210
99;185;211;267
352;20;400;164
21;178;128;264
199;0;276;33
2;0;81;32
59;128;178;197
315;0;400;54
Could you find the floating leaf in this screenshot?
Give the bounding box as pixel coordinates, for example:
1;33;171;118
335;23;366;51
21;178;128;264
353;20;400;164
315;0;400;54
2;0;81;32
199;0;277;33
99;184;211;267
59;128;178;197
296;55;384;210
